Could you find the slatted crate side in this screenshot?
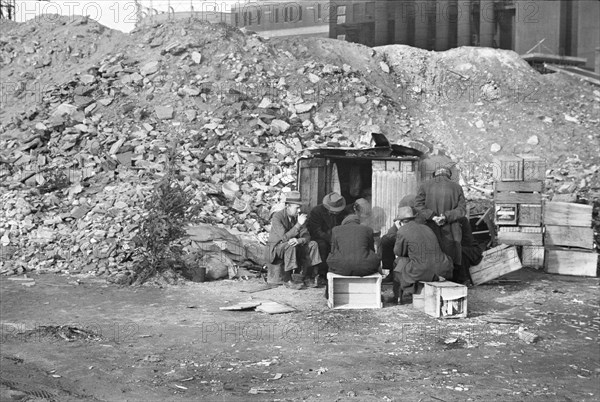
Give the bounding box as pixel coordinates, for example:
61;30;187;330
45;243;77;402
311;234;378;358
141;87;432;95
469;245;522;285
521;245;545;268
327;273;382;309
518;155;547;181
544;202;593;227
492;155;523;181
422;282;468;318
545;248;599;277
544;226;595;249
518;204;543;226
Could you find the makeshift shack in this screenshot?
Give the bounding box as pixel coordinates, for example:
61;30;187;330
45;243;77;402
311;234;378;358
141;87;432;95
297;134;444;234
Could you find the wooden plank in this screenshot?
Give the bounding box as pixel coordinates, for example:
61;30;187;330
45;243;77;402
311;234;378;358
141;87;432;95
470;245;522;285
544;202;592;227
333;278;381;293
518;204;542;226
495;181;543;192
493;155;523;181
521;246;544;268
498;231;543;246
545;248;598;277
544;226;594;249
329;293;382;309
518;155;546;181
494;191;542;204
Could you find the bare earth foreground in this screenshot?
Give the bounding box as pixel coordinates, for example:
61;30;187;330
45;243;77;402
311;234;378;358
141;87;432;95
0;269;598;402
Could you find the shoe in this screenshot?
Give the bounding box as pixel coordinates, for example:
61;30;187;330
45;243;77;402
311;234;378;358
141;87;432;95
304;277;318;288
284;281;304;290
315;276;327;288
382;274;394;283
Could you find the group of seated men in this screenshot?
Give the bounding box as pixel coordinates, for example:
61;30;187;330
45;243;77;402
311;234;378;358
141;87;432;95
266;166;484;303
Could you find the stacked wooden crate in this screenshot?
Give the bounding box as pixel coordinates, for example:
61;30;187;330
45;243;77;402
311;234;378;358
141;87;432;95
544;202;598;277
493;155;545;267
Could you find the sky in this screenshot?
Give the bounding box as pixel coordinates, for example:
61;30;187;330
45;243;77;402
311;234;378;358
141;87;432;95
12;0;256;33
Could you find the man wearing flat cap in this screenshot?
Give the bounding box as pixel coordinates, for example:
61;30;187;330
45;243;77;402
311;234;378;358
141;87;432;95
415;165;466;283
267;191;322;289
307;192;348;286
393;206;454;304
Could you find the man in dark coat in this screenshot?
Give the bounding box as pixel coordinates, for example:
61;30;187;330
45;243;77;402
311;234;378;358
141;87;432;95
327;214;381;276
393;206;454;304
379;194;425;282
267;191;322;289
414;166;466;279
307;192;347;284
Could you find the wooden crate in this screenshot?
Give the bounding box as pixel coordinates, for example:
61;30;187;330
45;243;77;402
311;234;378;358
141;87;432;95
493;155;523;181
422;281;467;318
327;273;382;309
544;202;592;227
494;181;543;204
470;244;522;285
412;282;425;311
518;204;543;226
495;204;517;225
545;248;598;277
544;225;594;249
518;154;546;181
498;226;543;246
521;245;544;268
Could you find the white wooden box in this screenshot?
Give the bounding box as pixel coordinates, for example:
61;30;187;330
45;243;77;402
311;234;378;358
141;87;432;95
470;244;523;285
422;281;468;318
327;273;382;309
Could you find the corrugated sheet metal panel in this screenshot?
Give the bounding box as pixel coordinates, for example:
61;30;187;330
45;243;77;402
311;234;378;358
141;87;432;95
372;160;420;233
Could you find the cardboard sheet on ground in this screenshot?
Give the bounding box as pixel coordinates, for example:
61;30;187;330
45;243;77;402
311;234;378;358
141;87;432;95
219;301;262;311
220;301;296;314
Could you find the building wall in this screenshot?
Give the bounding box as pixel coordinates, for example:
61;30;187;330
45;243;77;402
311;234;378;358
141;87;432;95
576;1;600;69
138;1;330;36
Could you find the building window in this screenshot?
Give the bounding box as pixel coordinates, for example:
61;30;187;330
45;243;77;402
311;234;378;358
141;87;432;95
298;6;302;21
353;3;360;17
275;8;279;23
366;2;375;18
243;11;248;25
337;6;346;15
317;4;321;20
284;7;288;22
257;10;261;25
337;15;346;24
234;13;239;26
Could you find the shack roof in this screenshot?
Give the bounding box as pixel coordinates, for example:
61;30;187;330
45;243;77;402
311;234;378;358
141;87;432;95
305;133;425;160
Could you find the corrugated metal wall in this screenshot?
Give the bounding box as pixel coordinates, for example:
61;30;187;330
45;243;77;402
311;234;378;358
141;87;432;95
372;160;420;233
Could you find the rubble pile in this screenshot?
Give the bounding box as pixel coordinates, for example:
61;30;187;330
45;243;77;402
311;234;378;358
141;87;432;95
0;16;598;281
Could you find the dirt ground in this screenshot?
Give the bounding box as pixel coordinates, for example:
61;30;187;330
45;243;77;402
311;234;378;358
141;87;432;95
1;269;598;402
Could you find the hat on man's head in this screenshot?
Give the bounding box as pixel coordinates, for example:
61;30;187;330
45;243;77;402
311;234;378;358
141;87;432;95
433;166;452;178
395;206;416;221
322;192;346;212
283;191;303;205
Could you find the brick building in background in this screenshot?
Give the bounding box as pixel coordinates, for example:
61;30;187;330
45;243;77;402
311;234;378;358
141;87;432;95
329;0;600;70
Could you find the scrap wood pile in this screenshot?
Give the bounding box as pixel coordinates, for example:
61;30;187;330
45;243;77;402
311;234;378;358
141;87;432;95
0;16;598;283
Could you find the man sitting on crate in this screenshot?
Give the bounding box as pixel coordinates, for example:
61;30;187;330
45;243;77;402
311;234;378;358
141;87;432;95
266;191;322;290
379;194;426;283
327;214;381;277
392;206;454;304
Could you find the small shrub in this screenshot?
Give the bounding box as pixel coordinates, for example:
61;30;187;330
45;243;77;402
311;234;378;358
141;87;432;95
132;154;199;285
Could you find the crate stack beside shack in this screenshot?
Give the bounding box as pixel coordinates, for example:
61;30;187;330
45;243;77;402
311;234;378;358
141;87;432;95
489;154;597;279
